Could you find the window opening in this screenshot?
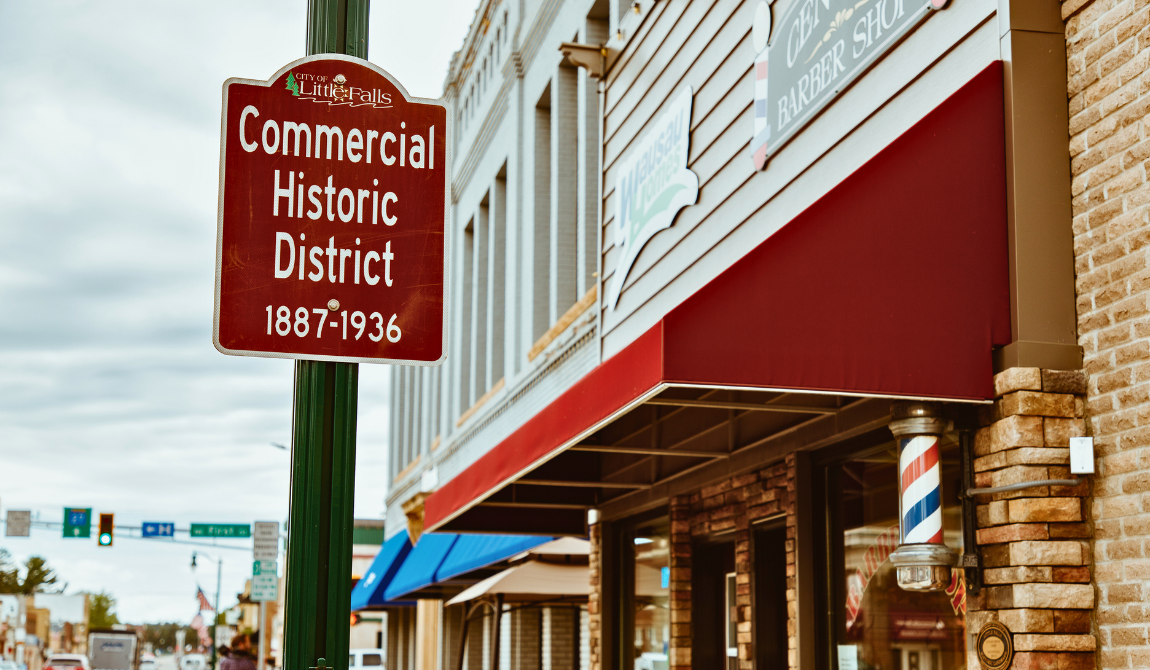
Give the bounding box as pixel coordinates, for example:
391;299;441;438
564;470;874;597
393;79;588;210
822;436;968;670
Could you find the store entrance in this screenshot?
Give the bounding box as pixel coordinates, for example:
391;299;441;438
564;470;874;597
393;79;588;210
754;521;788;670
692;538;736;670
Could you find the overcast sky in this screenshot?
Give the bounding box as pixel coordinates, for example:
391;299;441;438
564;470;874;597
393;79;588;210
0;0;476;625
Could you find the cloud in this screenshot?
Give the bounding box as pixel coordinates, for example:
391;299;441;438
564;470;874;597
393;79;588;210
0;0;475;623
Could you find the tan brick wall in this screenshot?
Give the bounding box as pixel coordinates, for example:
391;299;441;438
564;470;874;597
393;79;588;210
1064;0;1150;667
968;369;1095;670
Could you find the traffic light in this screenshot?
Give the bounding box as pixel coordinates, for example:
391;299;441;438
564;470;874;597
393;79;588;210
98;513;113;546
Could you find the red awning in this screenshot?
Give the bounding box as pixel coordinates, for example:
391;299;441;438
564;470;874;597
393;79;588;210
424;62;1010;532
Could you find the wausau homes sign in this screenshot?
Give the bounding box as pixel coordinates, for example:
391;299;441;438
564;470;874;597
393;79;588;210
751;0;948;170
609;88;699;311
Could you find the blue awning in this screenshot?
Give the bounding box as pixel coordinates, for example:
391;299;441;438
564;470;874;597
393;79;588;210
383;533;459;601
350;531;413;611
435;534;553;582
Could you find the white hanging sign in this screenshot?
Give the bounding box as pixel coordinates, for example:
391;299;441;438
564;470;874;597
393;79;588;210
608;88;699;312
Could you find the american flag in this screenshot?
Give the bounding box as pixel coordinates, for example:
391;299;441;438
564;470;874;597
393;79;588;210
196;587;213;612
190;613;212;648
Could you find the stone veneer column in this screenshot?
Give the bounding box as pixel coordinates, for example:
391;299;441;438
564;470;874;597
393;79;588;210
669;495;693;670
967;367;1096;670
784;453;798;670
587;522;601;670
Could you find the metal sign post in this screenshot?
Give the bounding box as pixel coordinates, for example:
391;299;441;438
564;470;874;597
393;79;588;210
214;3;449;670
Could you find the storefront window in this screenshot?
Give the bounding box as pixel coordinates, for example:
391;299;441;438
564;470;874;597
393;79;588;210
631;518;670;670
826;437;967;670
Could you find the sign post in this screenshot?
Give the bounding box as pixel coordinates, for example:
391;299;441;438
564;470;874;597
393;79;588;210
213;4;448;670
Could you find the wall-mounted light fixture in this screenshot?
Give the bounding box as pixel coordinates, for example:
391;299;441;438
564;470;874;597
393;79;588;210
888;401;958;592
632;1;642;14
559;42;608;78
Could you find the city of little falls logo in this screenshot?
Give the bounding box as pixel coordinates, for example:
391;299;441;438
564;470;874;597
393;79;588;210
284;71;392;108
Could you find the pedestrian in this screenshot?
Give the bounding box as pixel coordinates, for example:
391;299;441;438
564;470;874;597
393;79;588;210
220;635;255;670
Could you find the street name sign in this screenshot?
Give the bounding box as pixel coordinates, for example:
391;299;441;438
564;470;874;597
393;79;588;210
5;511;30;537
63;508;91;538
142;522;175;538
214;54;450;365
190;523;251;538
750;0;944;169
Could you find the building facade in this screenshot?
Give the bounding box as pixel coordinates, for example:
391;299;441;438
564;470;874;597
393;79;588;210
375;0;1150;669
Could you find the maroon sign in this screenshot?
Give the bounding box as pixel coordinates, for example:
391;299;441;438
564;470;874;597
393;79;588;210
214;55;449;365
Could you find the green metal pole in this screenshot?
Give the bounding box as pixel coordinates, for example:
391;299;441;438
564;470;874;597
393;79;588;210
282;5;369;670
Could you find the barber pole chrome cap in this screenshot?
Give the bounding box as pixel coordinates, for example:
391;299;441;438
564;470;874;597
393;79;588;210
888;401;957;592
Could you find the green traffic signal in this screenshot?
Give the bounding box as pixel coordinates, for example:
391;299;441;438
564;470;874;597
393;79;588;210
98;513;114;547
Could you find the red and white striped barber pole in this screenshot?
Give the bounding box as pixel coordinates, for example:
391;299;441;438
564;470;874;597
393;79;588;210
888;402;958;591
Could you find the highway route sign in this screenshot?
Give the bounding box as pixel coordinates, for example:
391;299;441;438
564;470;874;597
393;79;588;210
214;54;449;365
63;508;91;538
190;523;251;538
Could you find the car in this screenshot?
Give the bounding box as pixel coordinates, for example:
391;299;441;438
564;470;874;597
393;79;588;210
45;655;91;670
348;649;383;670
179;655;207;670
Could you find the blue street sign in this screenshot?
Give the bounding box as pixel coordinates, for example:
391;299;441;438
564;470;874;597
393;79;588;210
142;522;175;538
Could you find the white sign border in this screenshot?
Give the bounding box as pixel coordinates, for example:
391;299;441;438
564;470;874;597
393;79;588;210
213;53;452;367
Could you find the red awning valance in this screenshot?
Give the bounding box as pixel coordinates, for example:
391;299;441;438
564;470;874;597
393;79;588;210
424;62;1010;532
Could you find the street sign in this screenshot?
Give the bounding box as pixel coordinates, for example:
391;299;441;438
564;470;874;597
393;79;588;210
252;521;280;561
63;508;91;538
251;560;278;602
252;521;279;602
5;511;30;537
214;54;450;366
190;523;251;538
142;522;175;538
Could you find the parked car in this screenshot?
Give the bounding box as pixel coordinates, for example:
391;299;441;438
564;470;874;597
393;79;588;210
348;649;383;670
179;655;206;670
45;655;92;670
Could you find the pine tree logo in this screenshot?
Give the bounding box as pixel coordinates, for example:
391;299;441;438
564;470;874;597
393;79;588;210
285;72;300;96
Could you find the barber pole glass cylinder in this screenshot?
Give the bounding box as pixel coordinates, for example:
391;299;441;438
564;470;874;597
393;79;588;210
888;401;957;591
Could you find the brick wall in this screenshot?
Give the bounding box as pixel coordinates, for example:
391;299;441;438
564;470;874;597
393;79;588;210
587;460;797;670
670;457;797;670
1064;0;1150;667
967;368;1095;670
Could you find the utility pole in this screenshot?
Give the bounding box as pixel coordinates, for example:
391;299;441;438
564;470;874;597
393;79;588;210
214;558;222;668
192;552;224;670
281;8;370;670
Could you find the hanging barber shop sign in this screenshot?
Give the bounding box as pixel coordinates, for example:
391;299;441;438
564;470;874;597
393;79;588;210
751;0;949;170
